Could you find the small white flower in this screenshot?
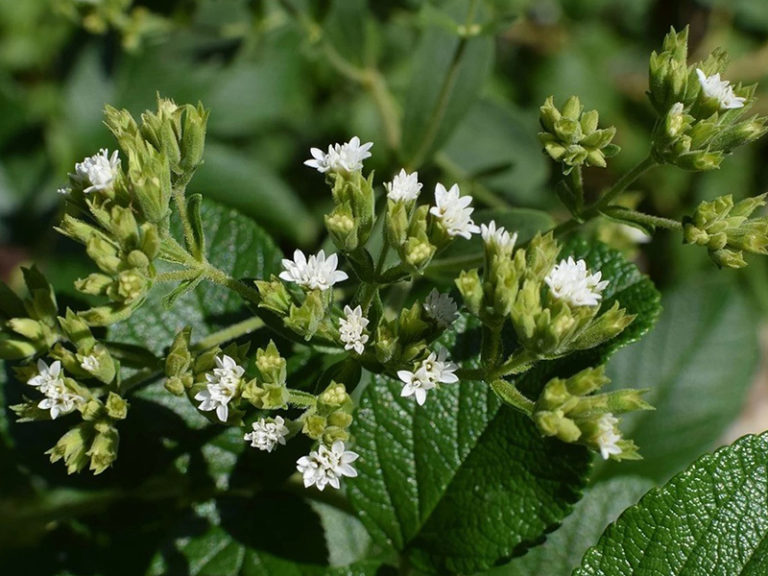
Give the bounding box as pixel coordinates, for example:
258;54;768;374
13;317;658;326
339;305;369;355
28;360;84;419
596;413;623;460
195;354;244;422
397;348;459;405
544;256;609;307
384;169;422;203
429;183;480;239
423;289;458;329
304;136;373;174
397;366;437;406
72;148;120;193
480;220;518;255
696;68;746;110
80;355;100;372
279;249;348;291
296;440;359;491
244;416;290;452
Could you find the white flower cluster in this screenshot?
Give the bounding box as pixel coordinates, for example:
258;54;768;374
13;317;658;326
696;68;745;110
595;413;622;460
385;169;422;203
195;355;245;422
430;183;480;239
304;136;373;174
245;416;290;452
423;289;457;329
280;249;348;291
339;305;369;355
63;148;121;194
544;257;609;307
480;220;518;254
27;359;84;419
397;348;459;406
296;440;359;491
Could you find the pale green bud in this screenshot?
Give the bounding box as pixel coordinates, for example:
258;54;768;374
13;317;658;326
58;309;96;349
386;199;410;247
166;327;192;378
88;423;120;475
179;102;209;174
255;341;286;385
0;337;39;359
7;318;45;342
255;276;292;315
86;236;121;275
404;237;436;271
374;322;398;364
105;392;129;420
47;424;93;474
111;269;148;304
284;291;325;340
75;273;113;296
456;269;484;316
325;204;359;252
164;376;187;396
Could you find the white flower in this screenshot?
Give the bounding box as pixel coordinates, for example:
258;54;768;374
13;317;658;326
596;413;623;460
480;220;518;254
397;348;458;405
80;355;100;372
195;354;244;422
397;366;437;406
296;440;359;491
339;305;369;355
423;289;457;329
279;249;348;291
72;148;120;193
544;256;609;307
28;359;84;419
244;416;290;452
304;136;373;173
384;169;422;203
696;68;746;110
429;183;480;239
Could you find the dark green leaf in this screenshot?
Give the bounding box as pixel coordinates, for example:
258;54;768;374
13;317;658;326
110;198;281;354
596;275;759;482
347;371;589;574
487;477;653;576
188;142;317;245
400;1;494;167
574;433;768;576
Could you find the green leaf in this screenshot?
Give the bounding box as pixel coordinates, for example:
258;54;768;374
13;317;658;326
426;208;555;280
514;238;661;402
347;371;590;574
188;142;317;245
574;433;768;576
148;501;382;576
400;1;494;167
110;198;282;354
486;476;654;576
596;274;759;482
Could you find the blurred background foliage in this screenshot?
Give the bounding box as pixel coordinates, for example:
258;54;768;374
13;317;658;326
2;0;768;574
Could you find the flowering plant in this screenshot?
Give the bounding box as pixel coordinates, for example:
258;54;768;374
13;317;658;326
3;9;768;576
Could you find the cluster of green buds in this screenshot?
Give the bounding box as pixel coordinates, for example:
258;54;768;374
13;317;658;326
56;97;208;326
683;194;768;268
649;27;767;170
531;366;650;460
538;96;620;175
457;232;633;367
5;273;129;474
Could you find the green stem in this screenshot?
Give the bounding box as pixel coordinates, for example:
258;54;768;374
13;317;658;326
481;325;502;369
287;389;317;408
491;349;536;379
406;0;480;170
552;155;658;237
489;379;535;416
202;264;262;306
155;269;202;283
172;188;198;259
602;207;682;231
191;316;265;351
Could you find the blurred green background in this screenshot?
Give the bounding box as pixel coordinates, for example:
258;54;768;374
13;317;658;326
2;0;768;574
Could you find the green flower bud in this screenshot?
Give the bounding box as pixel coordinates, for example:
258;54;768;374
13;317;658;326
7;318;45;342
179;102;209;174
111;269;148;304
86;236;121;275
0;337;40;359
139;223;161;260
456;269;484;316
88;423;120;475
386;199;410;247
325;203;359;252
374;322;398;364
166;327;193;378
78;344;117;384
105;392;129;420
303;414;327;440
164;376;187;396
255;341;286;385
403;237;436;271
255;276;292;316
260;382;289;410
58;309;96;350
47;424;94;474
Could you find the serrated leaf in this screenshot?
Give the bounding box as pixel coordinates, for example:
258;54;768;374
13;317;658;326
516;238;661;397
487;476;654;576
347;372;590;574
110;198;281;355
574;433;768;576
596;275;759;482
400;1;494;167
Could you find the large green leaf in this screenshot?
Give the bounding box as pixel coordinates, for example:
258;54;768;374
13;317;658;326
400;1;494;167
516;238;661;397
347;372;589;574
596;274;759;482
574;433;768;576
487;477;653;576
110;198;281;354
147;501;382;576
